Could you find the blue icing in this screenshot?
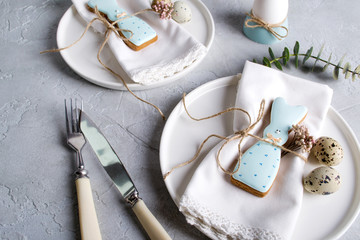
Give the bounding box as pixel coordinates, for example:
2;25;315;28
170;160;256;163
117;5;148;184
232;97;307;194
88;0;156;47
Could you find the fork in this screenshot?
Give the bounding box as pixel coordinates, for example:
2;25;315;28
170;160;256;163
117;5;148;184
65;99;102;240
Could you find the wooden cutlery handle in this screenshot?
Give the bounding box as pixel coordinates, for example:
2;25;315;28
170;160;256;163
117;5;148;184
76;178;102;240
132;199;172;240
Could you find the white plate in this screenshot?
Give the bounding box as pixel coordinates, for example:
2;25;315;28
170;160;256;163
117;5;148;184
56;1;214;90
159;76;360;240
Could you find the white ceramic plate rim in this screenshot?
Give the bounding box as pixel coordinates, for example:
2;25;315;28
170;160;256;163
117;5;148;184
56;0;215;90
324;106;360;240
159;76;360;240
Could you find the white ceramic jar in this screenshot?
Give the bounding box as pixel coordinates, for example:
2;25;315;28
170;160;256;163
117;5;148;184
252;0;288;24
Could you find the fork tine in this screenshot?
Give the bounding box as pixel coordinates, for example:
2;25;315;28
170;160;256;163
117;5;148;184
75;99;80;132
70;98;77;133
65;99;71;135
70;98;83;133
79;99;84;127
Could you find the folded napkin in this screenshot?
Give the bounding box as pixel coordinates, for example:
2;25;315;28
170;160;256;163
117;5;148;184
178;61;333;239
72;0;207;85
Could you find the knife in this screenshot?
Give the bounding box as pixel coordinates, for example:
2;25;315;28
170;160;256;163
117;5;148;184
80;111;171;240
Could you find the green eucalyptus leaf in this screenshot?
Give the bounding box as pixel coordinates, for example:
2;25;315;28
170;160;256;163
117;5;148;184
282;49;288;65
332;55;345;80
269;47;275;60
263;57;271;67
253;58;257;63
343;62;351;73
285;48;290;61
338;55;346;68
295;54;299;68
343;62;351;79
312;44;325;71
303;47;313;64
294;41;300;55
333;66;340;80
354;65;360;74
345;70;351;79
284;47;290;65
322;53;332;72
274;60;283;70
354;65;360;81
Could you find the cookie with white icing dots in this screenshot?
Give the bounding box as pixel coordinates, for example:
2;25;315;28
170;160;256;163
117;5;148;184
231;97;308;197
87;0;158;51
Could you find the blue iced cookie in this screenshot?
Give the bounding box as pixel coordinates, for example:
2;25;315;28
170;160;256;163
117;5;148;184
231;97;307;197
88;0;157;51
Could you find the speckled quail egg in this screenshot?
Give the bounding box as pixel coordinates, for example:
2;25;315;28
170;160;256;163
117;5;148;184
303;166;341;195
313;136;343;166
172;1;192;23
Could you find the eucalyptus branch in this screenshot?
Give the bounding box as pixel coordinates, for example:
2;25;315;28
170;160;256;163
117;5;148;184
254;41;360;81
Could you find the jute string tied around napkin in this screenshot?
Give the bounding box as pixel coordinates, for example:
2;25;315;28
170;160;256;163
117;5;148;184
163;94;307;180
244;10;288;40
41;6;169;120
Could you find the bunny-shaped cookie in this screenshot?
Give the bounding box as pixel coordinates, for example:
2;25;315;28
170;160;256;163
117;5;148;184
88;0;158;51
231;97;307;197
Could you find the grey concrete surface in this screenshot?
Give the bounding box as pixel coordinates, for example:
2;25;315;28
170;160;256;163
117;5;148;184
1;0;360;239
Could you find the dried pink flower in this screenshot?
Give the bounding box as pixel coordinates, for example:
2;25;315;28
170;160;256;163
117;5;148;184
291;124;315;152
282;124;315;157
152;1;174;20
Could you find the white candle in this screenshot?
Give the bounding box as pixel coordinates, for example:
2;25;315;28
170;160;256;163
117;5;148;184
252;0;288;24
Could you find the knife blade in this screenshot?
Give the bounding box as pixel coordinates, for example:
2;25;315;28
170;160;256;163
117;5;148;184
80;111;171;240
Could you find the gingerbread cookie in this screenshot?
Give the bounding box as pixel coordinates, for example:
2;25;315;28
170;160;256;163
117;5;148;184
87;0;158;51
231;97;308;197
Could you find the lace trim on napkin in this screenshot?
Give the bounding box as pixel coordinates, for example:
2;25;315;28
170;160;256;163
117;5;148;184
179;194;282;240
130;42;207;85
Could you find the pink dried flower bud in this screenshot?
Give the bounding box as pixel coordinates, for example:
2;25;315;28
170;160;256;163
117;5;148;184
152;1;174;20
286;124;315;153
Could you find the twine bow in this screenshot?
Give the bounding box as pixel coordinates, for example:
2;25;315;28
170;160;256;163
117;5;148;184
163;94;307;180
266;133;281;144
244;10;288;40
41;6;166;119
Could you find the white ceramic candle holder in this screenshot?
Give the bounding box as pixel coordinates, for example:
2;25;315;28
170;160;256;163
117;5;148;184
243;0;289;44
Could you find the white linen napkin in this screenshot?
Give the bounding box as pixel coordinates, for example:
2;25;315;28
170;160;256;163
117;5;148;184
178;61;333;240
72;0;207;85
